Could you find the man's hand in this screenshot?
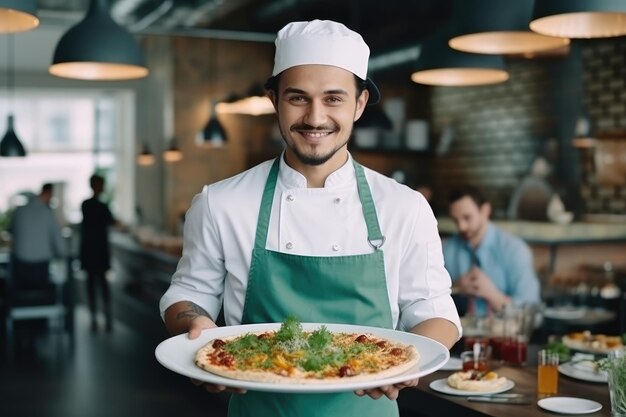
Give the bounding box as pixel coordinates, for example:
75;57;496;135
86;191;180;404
461;267;510;312
354;378;418;400
164;301;247;394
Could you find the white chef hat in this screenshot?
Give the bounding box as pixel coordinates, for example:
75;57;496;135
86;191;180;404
270;20;380;104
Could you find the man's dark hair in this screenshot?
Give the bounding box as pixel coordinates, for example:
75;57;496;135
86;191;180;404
41;183;54;194
448;184;489;207
264;74;367;103
90;174;105;189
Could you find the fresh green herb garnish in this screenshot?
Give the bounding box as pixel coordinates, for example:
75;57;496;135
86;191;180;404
220;317;384;374
274;315;303;342
308;326;332;351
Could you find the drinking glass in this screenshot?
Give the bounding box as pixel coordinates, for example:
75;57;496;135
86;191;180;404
537;349;559;397
603;347;626;417
461;346;492;372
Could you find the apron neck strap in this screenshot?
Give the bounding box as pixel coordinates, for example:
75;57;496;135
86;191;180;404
253;157;385;250
254;158;280;250
353;161;385;250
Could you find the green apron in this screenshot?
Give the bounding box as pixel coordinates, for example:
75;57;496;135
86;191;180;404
228;158;397;417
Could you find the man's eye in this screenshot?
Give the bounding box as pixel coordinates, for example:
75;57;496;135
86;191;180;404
288;96;307;103
325;96;342;104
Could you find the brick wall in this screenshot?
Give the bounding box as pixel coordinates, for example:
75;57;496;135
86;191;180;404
579;38;626;217
425;39;626;219
427;60;555;217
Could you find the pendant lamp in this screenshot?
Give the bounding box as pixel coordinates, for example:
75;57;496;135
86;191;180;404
531;0;626;39
216;84;274;116
137;142;155;166
411;26;509;87
163;139;183;163
0;35;26;157
49;0;148;80
449;0;569;56
0;115;26;157
198;102;228;147
0;0;38;33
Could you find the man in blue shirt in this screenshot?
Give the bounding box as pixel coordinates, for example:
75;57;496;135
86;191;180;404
442;185;540;317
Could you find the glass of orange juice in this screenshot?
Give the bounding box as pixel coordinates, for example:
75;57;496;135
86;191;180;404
537;350;559;397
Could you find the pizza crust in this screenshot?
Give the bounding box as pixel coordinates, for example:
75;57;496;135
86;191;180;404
195;331;420;384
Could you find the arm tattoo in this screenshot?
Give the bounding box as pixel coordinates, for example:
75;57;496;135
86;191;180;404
176;301;210;321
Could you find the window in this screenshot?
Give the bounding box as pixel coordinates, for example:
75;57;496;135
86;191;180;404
0;90;135;226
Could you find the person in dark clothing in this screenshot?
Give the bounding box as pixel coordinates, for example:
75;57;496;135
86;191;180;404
80;174;116;331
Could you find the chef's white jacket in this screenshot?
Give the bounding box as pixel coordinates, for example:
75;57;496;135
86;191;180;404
160;154;462;335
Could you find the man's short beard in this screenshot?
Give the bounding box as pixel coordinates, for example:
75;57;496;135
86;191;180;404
291;148;335;166
279;124;351;166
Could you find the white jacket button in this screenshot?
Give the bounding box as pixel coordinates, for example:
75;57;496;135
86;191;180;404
286;242;294;250
332;244;340;252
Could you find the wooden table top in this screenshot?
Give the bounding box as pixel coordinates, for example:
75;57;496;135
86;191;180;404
398;363;611;417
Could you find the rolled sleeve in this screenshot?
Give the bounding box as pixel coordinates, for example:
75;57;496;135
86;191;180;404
159;187;225;321
397;195;462;338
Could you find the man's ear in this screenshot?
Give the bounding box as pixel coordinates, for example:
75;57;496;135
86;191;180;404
481;202;492;219
353;89;370;122
267;90;278;110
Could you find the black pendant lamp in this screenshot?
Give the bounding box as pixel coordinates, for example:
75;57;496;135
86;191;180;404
216;84;275;116
49;0;148;80
449;0;570;56
0;115;26;157
531;0;626;39
198;102;228;147
0;35;26;157
412;26;509;87
0;0;39;33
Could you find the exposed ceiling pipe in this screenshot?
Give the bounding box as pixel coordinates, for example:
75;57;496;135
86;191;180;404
183;0;254;27
129;0;173;31
369;44;422;73
136;26;276;43
111;0;151;22
256;0;307;19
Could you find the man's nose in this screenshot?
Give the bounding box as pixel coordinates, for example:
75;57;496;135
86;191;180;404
303;101;326;127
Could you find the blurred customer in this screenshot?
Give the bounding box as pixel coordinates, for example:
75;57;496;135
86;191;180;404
507;156;554;221
9;183;67;293
80;174;117;332
443;184;540;317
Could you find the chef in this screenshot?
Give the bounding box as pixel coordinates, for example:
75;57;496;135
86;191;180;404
160;19;461;417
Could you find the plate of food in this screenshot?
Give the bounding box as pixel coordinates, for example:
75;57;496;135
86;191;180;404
558;360;608;383
429;371;514;396
155;317;449;393
543;306;587;320
562;331;624;355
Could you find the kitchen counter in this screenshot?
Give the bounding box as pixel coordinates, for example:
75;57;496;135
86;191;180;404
109;231;181;337
437;218;626;244
437;218;626;274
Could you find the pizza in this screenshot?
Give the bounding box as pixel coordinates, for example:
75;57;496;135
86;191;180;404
447;370;509;392
194;317;420;384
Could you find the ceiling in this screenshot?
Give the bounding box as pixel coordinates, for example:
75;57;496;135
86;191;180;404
35;0;454;55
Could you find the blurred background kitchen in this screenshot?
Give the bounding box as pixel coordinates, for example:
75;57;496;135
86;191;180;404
0;0;625;416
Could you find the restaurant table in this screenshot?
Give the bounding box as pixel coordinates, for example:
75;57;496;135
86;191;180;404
398;362;611;417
